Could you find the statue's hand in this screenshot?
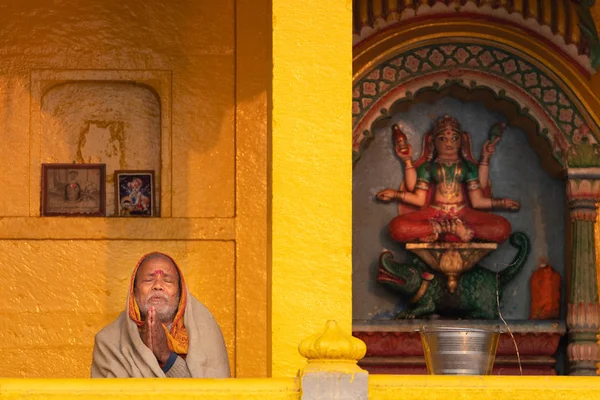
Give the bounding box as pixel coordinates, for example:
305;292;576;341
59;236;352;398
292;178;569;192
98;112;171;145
395;143;413;161
481;136;501;159
505;199;520;211
376;189;398;202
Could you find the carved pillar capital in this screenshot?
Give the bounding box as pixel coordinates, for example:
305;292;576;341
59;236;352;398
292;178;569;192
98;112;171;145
566;169;600;198
568;199;597;221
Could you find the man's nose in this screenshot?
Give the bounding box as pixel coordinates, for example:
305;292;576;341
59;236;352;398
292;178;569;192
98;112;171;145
152;280;164;290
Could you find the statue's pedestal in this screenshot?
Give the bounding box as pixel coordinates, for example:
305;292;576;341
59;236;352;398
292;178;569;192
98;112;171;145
406;242;497;293
353;319;566;375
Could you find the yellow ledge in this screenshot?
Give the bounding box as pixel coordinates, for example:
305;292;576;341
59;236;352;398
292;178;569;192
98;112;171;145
0;217;235;240
369;375;600;400
0;378;299;400
2;376;600;399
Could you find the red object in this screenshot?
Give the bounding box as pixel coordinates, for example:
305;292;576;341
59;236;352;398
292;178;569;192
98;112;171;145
530;262;561;319
392;124;410;155
352;330;563;375
392;124;407;145
388;202;512;243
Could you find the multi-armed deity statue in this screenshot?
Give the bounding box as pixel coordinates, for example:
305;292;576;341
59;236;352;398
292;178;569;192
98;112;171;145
376;115;519;243
376;115;530;319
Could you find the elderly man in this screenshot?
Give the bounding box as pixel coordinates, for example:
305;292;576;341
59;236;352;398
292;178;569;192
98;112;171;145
91;252;230;378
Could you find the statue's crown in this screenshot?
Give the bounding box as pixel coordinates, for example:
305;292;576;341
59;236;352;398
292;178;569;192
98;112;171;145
433;115;461;136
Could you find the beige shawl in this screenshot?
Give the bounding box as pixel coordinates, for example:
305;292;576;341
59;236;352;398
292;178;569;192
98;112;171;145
91;292;230;378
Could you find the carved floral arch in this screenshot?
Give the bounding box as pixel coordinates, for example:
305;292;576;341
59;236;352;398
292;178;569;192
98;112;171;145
352;41;600;172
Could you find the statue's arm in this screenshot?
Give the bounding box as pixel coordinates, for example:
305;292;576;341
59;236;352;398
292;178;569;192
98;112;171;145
478;163;490;191
399;165;429;206
399;188;427;207
465;160;519;211
468;187;520;211
376;163;429;206
376;188;427;207
478;136;501;189
391;124;416;191
468;187;493;209
403;162;417;192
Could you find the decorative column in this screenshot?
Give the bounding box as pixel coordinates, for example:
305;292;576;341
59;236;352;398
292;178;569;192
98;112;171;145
566;169;600;375
298;321;368;400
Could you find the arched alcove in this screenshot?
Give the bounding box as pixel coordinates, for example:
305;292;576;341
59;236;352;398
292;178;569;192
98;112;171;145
356;83;562;176
40;81;162;216
353;96;565;320
353;35;600;375
353;41;600;172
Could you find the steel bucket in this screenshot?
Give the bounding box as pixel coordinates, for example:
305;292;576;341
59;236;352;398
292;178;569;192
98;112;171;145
419;326;500;375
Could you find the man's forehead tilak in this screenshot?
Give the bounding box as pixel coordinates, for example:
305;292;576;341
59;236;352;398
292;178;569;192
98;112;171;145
139;268;174;277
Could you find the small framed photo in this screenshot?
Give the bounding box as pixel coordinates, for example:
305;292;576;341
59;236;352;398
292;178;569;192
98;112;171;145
115;170;156;217
41;164;106;216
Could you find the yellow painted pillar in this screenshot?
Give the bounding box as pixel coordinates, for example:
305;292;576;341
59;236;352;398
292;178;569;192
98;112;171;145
271;0;353;377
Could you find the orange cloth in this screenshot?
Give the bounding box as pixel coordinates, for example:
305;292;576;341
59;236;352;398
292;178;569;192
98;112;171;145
530;263;561;320
128;252;189;355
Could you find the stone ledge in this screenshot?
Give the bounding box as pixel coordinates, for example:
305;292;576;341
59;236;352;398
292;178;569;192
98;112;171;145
0;217;235;240
353;319;565;375
353;319;566;333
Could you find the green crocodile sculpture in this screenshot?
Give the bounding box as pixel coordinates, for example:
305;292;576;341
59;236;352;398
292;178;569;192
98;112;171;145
377;231;530;319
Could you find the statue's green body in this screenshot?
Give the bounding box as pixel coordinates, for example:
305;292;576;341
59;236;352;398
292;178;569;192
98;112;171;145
378;232;530;319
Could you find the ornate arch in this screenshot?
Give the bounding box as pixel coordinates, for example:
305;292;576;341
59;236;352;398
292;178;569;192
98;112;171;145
352;40;600;170
352;26;600;374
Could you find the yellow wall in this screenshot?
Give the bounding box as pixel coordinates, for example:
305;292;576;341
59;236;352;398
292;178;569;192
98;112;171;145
0;0;269;378
0;0;353;379
271;0;353;377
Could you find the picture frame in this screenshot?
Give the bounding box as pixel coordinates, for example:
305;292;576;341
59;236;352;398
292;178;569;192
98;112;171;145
114;170;156;217
41;163;106;216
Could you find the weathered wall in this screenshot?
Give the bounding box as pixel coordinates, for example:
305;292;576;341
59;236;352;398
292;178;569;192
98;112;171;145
0;0;248;377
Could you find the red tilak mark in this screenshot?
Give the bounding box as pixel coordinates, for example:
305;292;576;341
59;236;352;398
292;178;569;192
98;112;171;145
153;269;165;276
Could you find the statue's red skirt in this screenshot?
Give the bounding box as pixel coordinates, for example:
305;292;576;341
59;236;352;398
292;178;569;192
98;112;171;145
388;204;512;243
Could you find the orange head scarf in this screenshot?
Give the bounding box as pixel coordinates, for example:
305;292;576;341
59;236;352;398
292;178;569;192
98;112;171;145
128;252;189;355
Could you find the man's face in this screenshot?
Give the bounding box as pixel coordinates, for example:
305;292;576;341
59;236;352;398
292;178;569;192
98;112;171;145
134;257;180;324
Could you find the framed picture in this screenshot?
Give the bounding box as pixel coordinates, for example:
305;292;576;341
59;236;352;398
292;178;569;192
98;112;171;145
115;170;156;217
41;164;106;216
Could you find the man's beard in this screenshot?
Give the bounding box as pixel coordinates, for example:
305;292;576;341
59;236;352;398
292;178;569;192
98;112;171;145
137;293;179;323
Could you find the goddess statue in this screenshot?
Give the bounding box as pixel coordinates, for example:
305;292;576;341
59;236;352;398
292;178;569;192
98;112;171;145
376;115;519;243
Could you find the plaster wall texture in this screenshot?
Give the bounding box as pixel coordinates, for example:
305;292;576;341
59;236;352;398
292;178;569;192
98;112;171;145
0;239;235;377
353;98;566;321
0;1;235;217
0;1;242;377
271;0;353;378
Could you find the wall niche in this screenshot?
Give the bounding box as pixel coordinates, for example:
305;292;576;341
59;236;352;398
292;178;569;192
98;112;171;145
29;70;173;218
40;82;161;217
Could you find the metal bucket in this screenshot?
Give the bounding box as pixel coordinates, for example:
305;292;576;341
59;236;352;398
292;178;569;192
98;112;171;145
419;326;500;375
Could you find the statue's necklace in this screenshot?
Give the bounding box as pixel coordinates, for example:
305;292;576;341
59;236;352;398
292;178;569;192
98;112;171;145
437;160;462;200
